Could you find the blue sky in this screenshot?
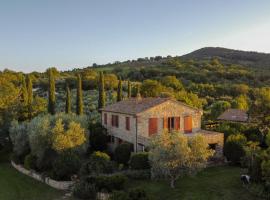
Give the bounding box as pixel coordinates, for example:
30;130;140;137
1;0;270;72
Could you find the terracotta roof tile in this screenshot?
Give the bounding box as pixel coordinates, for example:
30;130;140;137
217;109;248;122
100;97;200;115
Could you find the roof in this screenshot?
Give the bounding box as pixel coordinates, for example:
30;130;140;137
217;109;248;122
100;97;200;115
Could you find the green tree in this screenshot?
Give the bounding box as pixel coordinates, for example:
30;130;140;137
232;95;249;111
20;75;28;105
26;75;33;119
117;78;123;102
127;80;131;98
141;79;164;97
161;76;183;91
224;134;247;164
76;74;83;115
149;131;213;188
65;83;71;114
48;68;56;115
98;72;106;109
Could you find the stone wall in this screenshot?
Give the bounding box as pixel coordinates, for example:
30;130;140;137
11;161;74;190
102;100;203;148
137;100;202;140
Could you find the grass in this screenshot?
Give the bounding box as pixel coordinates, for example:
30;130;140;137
128;166;262;200
0;162;69;200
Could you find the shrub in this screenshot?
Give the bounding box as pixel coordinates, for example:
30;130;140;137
121;170;151;180
89;122;108;151
130;152;150;170
52;151;81;181
10;152;20;164
95;174;128;192
115;143;133;165
24;154;37;170
80;151;113;176
110;188;150;200
73;180;97;200
128;188;150;200
224;134;247;164
110;191;129;200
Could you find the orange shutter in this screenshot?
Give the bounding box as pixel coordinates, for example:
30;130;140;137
163;117;168;130
149;118;158;136
175;117;180;130
184;116;192;133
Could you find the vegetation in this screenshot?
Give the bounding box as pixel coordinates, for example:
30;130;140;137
149;131;213;188
76;74;83;115
48;68;56;115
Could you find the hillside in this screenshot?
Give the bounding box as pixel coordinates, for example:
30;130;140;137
182;47;270;69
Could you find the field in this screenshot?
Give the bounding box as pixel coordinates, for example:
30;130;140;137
0;162;69;200
128;166;262;200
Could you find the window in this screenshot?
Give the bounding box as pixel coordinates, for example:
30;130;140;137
184;116;192;133
104;113;107;125
126;117;130;131
164;117;180;132
111;115;119;127
149;118;158;136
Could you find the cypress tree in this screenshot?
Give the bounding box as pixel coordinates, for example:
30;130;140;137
98;72;105;109
65;83;71;114
117;78;122;102
48;68;56;115
76;74;83;115
26;75;33;119
127;80;131;98
21;75;28;105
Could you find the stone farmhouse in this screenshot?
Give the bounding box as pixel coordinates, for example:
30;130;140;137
101;97;224;158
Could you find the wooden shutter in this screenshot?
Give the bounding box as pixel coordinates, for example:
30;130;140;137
163;117;168;130
175;117;180;130
116;115;119;127
111;115;114;126
104;113;107;125
184;116;192;133
149;118;158;136
126;117;130;130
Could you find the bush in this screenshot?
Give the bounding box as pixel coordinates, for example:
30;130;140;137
89;123;108;151
224;134;247;164
80;151;113;176
52;151;81;181
73;180;97;200
10;152;20;164
130;152;150;170
110;188;150;200
128;188;150;200
24;154;37;170
115;143;133;165
95;174;128;192
121;170;151;180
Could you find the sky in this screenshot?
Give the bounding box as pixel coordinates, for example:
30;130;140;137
1;0;270;72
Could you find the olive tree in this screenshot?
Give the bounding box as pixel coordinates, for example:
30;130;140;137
149;131;213;188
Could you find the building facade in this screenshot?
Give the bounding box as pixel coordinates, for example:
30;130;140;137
101;97;224;158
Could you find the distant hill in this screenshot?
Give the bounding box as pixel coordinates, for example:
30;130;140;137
182;47;270;69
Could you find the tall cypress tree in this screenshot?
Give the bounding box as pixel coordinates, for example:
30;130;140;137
26;75;33;119
21;75;28;105
65;83;71;114
48;68;56;115
127;80;131;98
98;72;105;109
117;78;122;102
76;74;83;115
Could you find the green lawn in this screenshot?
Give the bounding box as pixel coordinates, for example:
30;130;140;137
0;162;68;200
128;166;262;200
